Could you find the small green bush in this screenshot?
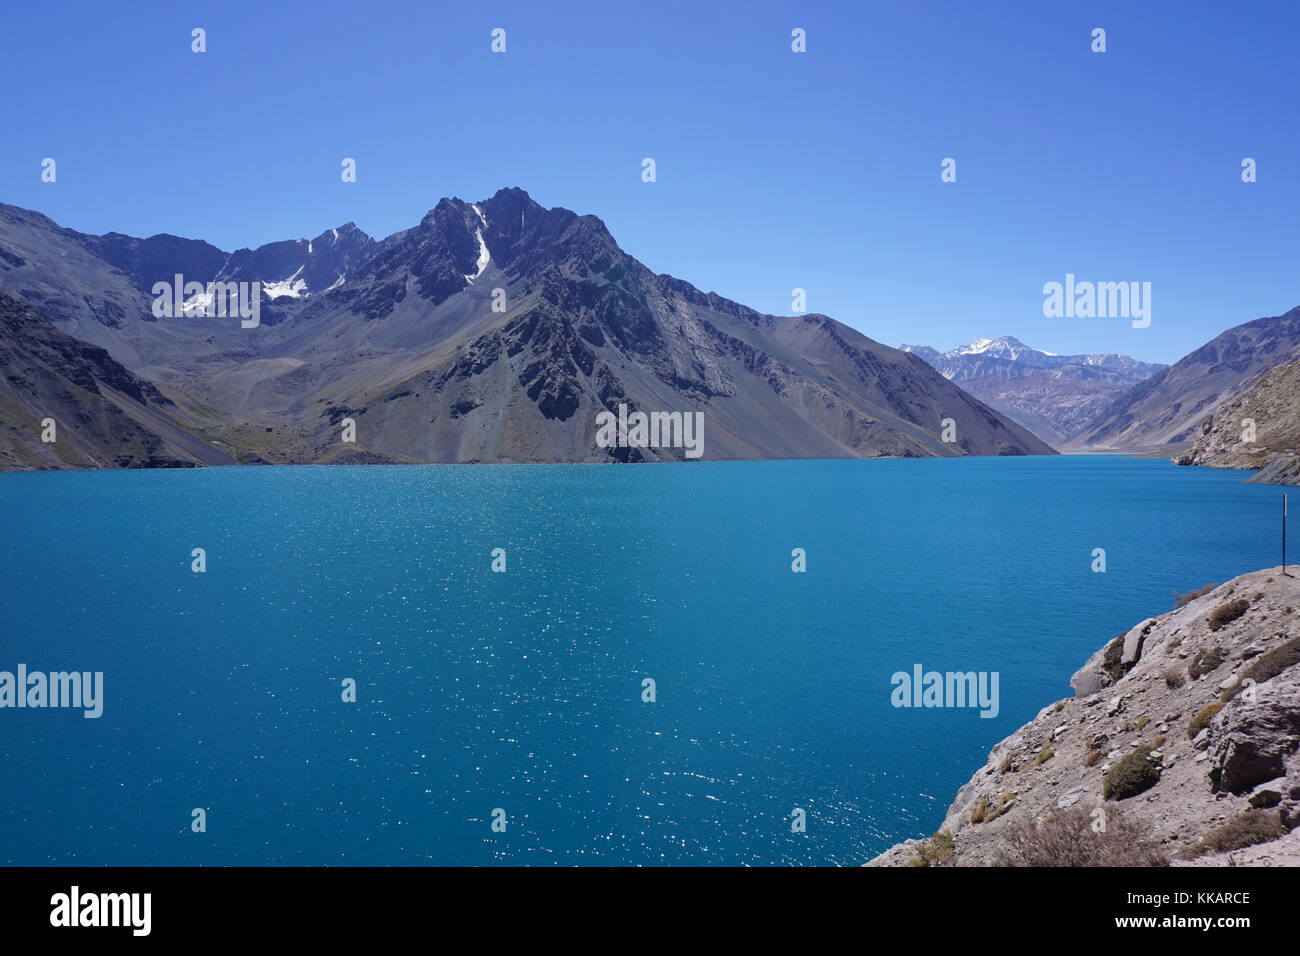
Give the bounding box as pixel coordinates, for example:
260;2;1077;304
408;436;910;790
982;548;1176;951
1103;745;1162;800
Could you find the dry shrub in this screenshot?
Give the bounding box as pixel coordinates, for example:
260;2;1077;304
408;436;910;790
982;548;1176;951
1189;645;1226;679
1187;701;1225;739
1242;635;1300;686
1185;810;1287;859
995;806;1168;867
1207;599;1250;631
1173;583;1219;608
1103;634;1128;681
910;831;954;867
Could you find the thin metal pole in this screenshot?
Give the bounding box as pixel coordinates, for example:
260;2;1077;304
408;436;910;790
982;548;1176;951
1284;492;1288;574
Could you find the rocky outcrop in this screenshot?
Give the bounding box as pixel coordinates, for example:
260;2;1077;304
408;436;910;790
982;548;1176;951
1173;359;1300;485
869;567;1300;867
1249;454;1300;486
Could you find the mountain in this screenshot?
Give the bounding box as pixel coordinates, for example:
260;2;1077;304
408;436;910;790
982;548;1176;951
901;336;1165;446
1173;358;1300;485
870;567;1300;867
0;189;1055;466
0;292;231;469
902;336;1162;382
1075;307;1300;451
79;222;375;308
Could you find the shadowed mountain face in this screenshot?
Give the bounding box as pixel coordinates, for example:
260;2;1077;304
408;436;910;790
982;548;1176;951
1075;307;1300;451
0;189;1055;466
902;337;1165;447
0;293;231;469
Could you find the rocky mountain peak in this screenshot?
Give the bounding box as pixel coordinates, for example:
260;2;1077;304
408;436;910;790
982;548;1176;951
0;190;1056;465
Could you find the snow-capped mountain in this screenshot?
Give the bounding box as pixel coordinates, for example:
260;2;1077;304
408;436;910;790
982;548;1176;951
952;336;1056;361
68;215;376;325
901;336;1166;446
215;222;375;301
902;336;1162;382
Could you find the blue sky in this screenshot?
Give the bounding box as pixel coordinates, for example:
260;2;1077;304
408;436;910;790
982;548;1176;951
1;0;1296;364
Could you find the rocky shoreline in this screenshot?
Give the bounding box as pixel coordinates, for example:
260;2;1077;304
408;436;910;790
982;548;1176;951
869;566;1300;866
1173;358;1300;486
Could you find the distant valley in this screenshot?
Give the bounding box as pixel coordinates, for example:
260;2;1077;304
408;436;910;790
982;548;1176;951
902;337;1166;447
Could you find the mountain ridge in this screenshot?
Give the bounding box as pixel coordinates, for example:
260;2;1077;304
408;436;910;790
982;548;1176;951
1075;306;1300;451
1173;358;1300;485
902;336;1166;446
0;292;231;469
0;189;1055;467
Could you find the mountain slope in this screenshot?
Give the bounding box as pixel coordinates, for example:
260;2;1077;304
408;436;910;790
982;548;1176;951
257;189;1055;462
870;567;1300;867
1075;307;1300;451
0;293;232;469
0;190;1055;465
1174;358;1300;485
902;337;1165;445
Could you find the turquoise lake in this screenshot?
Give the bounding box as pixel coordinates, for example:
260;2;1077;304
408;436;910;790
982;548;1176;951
0;455;1285;865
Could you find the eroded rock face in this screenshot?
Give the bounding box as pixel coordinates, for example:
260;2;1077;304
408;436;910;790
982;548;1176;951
868;567;1300;867
1208;672;1300;795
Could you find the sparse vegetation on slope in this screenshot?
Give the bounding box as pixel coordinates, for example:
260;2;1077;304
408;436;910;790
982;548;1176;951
867;566;1300;868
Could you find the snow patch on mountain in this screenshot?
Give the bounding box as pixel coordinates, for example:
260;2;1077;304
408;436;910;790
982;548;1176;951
465;204;490;282
263;265;308;300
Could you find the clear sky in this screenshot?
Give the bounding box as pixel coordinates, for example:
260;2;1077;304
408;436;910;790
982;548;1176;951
1;0;1296;364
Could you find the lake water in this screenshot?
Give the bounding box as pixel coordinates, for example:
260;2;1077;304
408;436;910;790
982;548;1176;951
0;455;1283;865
